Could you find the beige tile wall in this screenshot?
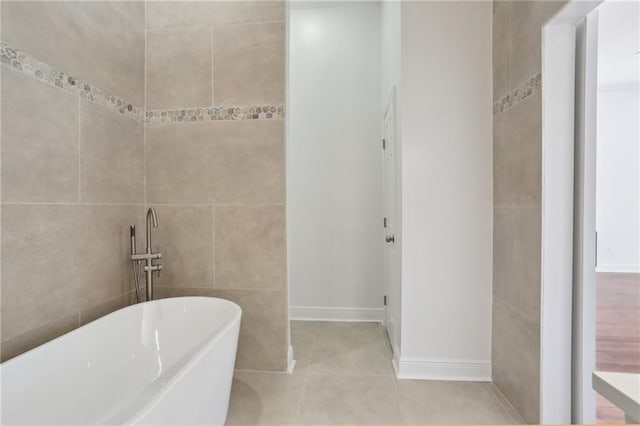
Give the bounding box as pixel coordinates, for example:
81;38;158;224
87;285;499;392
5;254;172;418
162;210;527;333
1;1;145;106
145;1;288;372
1;0;287;371
491;1;566;422
1;1;146;361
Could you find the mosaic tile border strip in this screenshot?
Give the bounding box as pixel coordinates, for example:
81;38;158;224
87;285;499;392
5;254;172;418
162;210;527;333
145;105;285;124
493;72;541;115
0;41;144;121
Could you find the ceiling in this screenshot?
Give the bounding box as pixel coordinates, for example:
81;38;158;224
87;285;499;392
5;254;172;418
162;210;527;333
597;0;640;90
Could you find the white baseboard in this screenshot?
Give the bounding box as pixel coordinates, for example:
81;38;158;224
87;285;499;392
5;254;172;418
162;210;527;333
287;345;296;374
289;306;384;322
596;264;640;273
395;357;492;381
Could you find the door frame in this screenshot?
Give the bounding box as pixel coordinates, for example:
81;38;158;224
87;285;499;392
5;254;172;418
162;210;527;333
540;1;601;422
382;85;399;357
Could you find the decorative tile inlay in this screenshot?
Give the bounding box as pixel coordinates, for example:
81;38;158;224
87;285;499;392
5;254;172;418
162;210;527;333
0;41;144;121
1;41;285;124
493;73;541;115
145;105;285;124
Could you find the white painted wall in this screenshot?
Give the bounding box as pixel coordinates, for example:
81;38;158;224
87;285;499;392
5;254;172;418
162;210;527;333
397;1;493;379
288;3;384;316
596;89;640;273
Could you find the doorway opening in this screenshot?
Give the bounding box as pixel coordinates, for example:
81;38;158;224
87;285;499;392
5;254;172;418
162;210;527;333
541;0;639;422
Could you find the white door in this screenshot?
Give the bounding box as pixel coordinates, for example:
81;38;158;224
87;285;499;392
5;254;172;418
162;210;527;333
382;87;399;356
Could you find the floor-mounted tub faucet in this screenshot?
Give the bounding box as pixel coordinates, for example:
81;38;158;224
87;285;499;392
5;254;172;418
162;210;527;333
130;208;162;301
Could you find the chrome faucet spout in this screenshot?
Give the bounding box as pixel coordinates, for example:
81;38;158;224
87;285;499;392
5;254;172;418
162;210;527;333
141;207;161;302
146;207;158;251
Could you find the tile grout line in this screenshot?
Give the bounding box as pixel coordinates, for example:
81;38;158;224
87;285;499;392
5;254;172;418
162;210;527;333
110;1;145;33
145;19;285;33
77;97;82;203
381;321;407;424
485;382;526;424
507;1;512;98
210;25;215;108
2;202;149;207
1;202;285;207
391;368;407;424
494;204;541;209
211;205;216;291
143;2;148;208
492;296;540;326
154;285;284;293
293;322;320;423
483;382;518;424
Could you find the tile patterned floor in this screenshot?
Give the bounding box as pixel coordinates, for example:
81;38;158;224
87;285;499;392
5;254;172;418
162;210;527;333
226;321;524;425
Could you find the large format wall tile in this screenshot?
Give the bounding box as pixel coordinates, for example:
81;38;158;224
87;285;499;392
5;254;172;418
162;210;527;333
211;120;285;204
1;69;79;203
493;206;541;323
492;2;569;422
215;205;285;290
145;123;218;204
492;1;510;101
1;205;143;341
213;22;285;105
146;120;285;204
492;298;540;423
146;1;284;30
78;291;137;325
80;99;144;204
493;91;541;207
154;286;213;299
111;0;145;29
509;1;565;88
1;1;145;106
152;206;214;289
0;313;79;362
213;289;287;371
146;27;212;110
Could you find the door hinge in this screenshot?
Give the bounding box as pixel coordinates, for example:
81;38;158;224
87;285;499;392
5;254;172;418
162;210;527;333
383;217;387;228
595;231;598;267
382;138;386;149
384;295;387;306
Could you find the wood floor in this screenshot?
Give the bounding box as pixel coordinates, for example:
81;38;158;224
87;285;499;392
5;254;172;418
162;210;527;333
596;272;640;423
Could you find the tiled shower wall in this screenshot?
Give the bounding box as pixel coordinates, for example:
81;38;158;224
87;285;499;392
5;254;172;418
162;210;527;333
144;1;288;372
1;1;146;361
1;0;288;372
491;0;565;422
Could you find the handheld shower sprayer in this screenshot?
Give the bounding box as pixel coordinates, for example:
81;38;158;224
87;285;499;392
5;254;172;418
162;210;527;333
130;225;142;302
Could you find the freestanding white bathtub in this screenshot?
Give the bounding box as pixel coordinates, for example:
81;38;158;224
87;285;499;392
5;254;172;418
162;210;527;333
0;297;241;425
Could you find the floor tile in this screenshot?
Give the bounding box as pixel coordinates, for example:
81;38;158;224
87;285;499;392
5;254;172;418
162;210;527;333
297;374;403;424
226;371;306;425
291;321;321;372
486;383;526;424
308;322;393;376
227;321;526;425
396;379;516;424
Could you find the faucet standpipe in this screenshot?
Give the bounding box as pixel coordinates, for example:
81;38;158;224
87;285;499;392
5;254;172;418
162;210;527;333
130;208;162;302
